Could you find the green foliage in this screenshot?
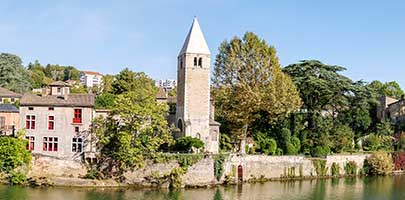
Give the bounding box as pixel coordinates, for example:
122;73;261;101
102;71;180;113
382;81;404;99
397;134;405;151
167;167;186;189
330;125;354;153
0;53;31;93
176;154;203;169
212;32;302;152
70;85;88;94
111;68;156;95
331;162;340;177
311;146;330;157
376;119;394;136
219;133;233;152
93;70;173;174
8;171;27;185
84;168;104;180
95;93;116;109
171;136;204;153
286;136;301;155
253;131;277;155
363;133;393;151
363;152;394;176
312;159;327;176
344;161;358;176
214;154;227;181
0;136;31;173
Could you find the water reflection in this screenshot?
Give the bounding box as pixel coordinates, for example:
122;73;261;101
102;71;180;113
2;176;405;200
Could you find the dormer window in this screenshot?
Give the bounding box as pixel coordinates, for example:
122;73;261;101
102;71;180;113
198;58;202;67
193;57;197;66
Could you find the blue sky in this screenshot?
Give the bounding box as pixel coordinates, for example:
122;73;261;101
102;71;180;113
1;1;405;87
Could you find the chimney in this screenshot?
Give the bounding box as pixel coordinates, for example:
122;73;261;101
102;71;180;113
63;87;69;100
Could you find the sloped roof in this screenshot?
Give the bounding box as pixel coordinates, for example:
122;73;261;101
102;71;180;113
0;87;22;98
179;17;210;56
20;94;95;107
49;81;70;87
0;104;19;113
156;88;167;99
82;71;103;76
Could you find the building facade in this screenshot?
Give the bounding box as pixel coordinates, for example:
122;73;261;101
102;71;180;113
0;87;22;104
80;71;103;88
0;104;19;136
20;82;95;160
176;17;219;153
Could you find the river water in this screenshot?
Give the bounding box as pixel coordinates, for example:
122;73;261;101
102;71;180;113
1;175;405;200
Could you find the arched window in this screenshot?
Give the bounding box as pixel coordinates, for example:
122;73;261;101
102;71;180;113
177;119;183;133
193;57;197;66
198;58;202;67
196;133;201;140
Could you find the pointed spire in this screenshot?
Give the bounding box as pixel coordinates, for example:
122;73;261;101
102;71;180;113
179;17;211;56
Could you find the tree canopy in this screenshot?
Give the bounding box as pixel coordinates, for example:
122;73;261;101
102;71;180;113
0;53;31;93
212;32;302;152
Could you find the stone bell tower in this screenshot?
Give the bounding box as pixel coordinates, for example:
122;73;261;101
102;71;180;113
176;17;219;153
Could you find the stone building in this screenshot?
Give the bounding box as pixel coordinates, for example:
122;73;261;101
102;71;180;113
0;104;19;136
20;81;95;160
377;96;405;122
176;17;219;153
0;87;22;104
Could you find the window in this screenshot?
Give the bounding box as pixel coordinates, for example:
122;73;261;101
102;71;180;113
28;107;34;111
57;87;61;93
74;126;80;134
10;98;15;102
180;60;183;69
0;116;5;130
48;107;54;111
26;115;35;129
193;57;197;66
72;137;83;153
26;136;35;151
198;58;202;67
43;137;58;152
73;109;82;123
0;98;2;103
48;116;54;130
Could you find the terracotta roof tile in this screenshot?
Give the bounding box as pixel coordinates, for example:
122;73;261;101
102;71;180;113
20;94;95;107
0;87;22;98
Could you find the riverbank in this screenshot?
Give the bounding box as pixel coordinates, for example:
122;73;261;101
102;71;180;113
22;153;372;188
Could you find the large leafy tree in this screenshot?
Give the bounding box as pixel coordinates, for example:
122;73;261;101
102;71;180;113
94;69;173;173
212;32;302;152
111;68;155;95
368;80;404;99
0;53;31;93
283;60;356;155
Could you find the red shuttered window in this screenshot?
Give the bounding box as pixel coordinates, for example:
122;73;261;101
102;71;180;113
73;109;82;123
25;136;35;151
48;116;54;130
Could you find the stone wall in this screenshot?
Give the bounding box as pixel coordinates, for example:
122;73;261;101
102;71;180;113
27;153;371;187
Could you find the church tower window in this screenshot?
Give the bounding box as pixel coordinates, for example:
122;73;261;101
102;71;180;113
194;57;198;66
198;58;202;67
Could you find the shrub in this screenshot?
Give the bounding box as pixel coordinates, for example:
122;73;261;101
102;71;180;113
171;136;204;152
331;162;340;177
84;168;104;180
286;136;301;155
9;171;27;185
254;132;277;155
344;161;357;176
311;146;330;157
214;154;226;181
331;125;354;153
0;136;31;173
392;152;405;170
397;134;405;151
363;134;394;151
363;152;394;175
312;159;327;176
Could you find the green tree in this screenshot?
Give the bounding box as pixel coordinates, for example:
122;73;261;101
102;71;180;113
0;136;31;173
44;64;65;81
0;53;31;93
382;81;404;99
95;93;115;109
94;70;173;173
212;32;302;152
101;74;115;94
27;60;46;88
112;68;155;95
70;85;88;94
63;66;80;81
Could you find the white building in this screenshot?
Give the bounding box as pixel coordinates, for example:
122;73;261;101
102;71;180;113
79;71;103;88
155;79;177;90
